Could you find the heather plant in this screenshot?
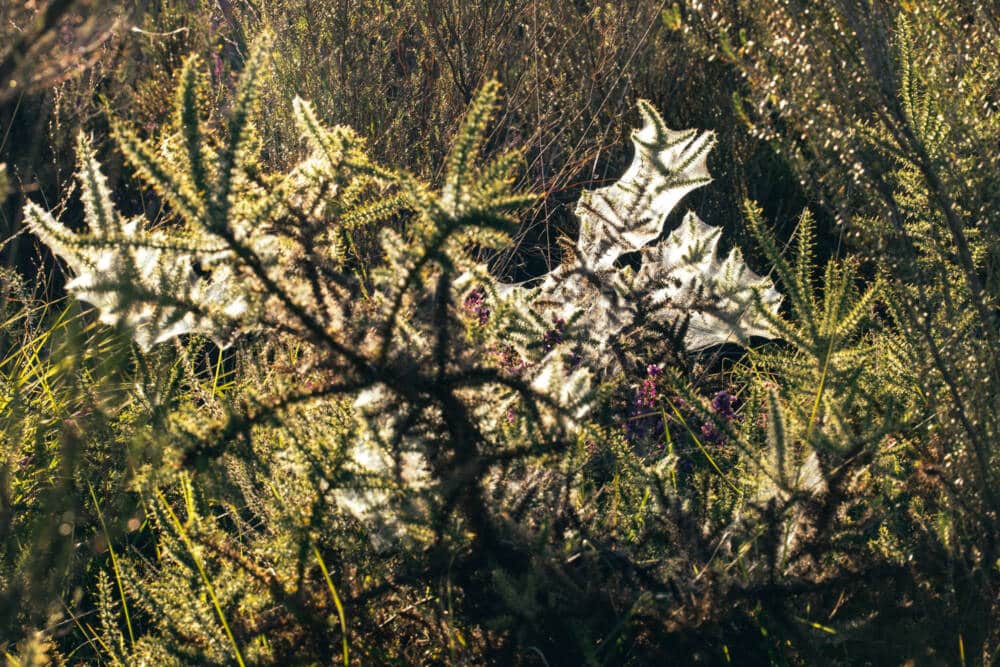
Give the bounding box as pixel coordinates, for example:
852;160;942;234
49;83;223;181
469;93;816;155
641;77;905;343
680;0;1000;660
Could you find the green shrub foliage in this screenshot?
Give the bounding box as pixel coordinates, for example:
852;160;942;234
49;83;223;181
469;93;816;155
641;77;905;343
2;1;998;665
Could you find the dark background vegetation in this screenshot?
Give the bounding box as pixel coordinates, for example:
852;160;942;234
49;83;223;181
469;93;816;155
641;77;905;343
0;0;814;283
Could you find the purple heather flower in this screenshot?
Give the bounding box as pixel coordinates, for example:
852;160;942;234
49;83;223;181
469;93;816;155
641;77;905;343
625;364;666;443
212;53;224;82
463;287;490;325
493;343;526;375
637;379;657;409
636;365;661;409
542;317;565;351
700;421;724;444
711;390;739;421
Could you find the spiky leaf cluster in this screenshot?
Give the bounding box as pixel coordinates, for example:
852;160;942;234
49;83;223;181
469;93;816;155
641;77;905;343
26;38;598;551
507;101;782;371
